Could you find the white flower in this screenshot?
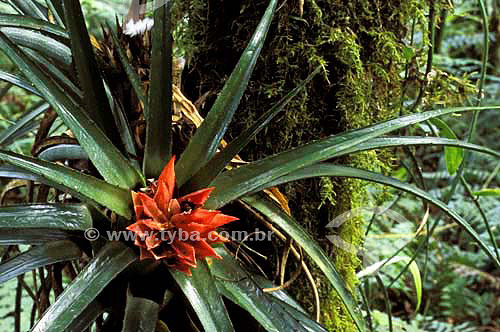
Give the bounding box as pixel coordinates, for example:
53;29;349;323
123;17;154;37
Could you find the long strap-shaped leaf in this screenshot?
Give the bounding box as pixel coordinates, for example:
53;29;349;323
66;300;105;332
122;294;160;332
211;248;326;332
8;0;48;20
175;0;278;186
206;106;500;209
0;30;144;190
0;27;71;66
183;66;321;192
255;163;500;269
0;101;49;147
31;242;136;332
108;26;148;112
334;136;500;159
0;240;81;284
0;203;92;244
0;150;132;218
170;261;235;332
0;70;42;96
0;164;41;182
241;195;366;332
63;0;119;142
0;14;67;37
143;0;173;178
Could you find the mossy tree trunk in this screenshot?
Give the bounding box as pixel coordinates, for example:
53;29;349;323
175;0;427;330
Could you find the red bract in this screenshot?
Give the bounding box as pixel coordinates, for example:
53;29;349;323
127;156;238;275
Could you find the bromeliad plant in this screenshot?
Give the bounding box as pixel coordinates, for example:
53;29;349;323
128;156;238;274
0;0;499;331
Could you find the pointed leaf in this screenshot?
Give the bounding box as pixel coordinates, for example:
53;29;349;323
175;0;278;186
257;163;500;269
63;0;119;141
170;261;235;332
334;136;499;159
0;203;92;244
472;188;500;196
0;13;67;37
0;70;42;96
0;150;133;218
430;118;464;175
207;106;500;209
31;242;136;332
0;30;144;189
184;66;321;192
8;0;47;20
107;92;139;161
0;102;49;147
0;240;81;284
108;25;147;122
241;194;365;332
143;0;173;178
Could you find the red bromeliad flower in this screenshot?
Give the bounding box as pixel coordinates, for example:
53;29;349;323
127;156;238;275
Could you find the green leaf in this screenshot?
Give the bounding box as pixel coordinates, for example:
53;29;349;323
430;118;464;175
122;293;160;332
108;25;148;123
0;150;133;218
37;144;88;161
175;0;279;186
24;47;82;100
402;46;414;61
63;0;119;142
66;300;105;332
184;66;321;192
0;118;40;147
472;188;500;196
334;136;499;160
0;240;81;284
258;163;500;269
0;203;92;244
0;13;67;37
8;0;47;20
143;1;173;178
170;261;234;332
31;242;136;332
357;256;421;312
0;27;71;66
0;101;49;147
0;70;42;96
107;92;139;162
0;164;41;182
206;106;499;209
0;31;144;190
211;249;326;332
241;194;366;332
